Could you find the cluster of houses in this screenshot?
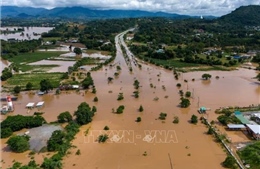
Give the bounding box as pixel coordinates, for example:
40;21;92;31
227;111;260;140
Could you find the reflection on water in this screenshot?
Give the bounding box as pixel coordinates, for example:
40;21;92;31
0;27;53;41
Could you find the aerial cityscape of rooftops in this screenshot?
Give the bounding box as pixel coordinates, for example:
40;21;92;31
0;1;260;169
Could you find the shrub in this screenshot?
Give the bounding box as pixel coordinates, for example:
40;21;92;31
159;113;167;120
173;116;179;124
139;105;144;112
116;105;125;114
7;135;30;153
136;117;142;122
104;126;110;130
57;111;72;123
190;115;198;124
1;127;13;138
98;134;109;143
93;96;98;102
176;83;181;87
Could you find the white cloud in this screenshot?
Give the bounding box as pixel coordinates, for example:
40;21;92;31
2;0;260;16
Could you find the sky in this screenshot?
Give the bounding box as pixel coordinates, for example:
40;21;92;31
1;0;260;16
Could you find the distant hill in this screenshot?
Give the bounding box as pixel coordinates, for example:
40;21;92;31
1;6;46;17
1;6;197;19
219;5;260;26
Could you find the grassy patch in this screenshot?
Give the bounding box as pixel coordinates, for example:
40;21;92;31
9;51;66;64
148;57;201;68
4;73;64;90
19;64;60;72
42;37;62;41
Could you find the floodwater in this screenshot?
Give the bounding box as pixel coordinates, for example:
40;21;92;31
28;60;75;72
1;30;259;169
0;27;53;41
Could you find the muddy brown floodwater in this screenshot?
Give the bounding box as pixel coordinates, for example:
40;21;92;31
1;30;259;169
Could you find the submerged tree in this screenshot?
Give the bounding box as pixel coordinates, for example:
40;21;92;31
202;73;212;80
7;135;30;153
40;79;53;93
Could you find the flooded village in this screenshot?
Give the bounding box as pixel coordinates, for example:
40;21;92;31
1;15;260;169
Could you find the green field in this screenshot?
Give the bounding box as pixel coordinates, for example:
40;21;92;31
9;51;66;64
18;64;60;72
4;73;64;90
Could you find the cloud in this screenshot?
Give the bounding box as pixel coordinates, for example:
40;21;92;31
2;0;260;16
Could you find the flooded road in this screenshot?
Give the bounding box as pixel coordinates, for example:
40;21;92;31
1;29;259;169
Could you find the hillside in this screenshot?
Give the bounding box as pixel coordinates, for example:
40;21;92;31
219;5;260;26
1;6;192;19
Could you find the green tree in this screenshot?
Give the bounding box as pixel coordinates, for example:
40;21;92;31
40;79;53;93
7;135;30;153
136;117;142;122
13;85;21;94
191;114;198;124
180;97;191;108
1;127;13;138
26;82;33;90
202;73;212;80
139;105;144;112
117;93;124;100
47;130;65;151
98;134;109;143
93;96;98;102
81;72;94;89
41;157;62;169
185;91;191;98
222;156;236;168
173;116;179;124
103;126;110;130
159;112;167;120
107;77;113;83
57;111;72;123
116;105;125;114
74;102;94;125
73;47;82;55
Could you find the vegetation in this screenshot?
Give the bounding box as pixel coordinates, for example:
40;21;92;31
159;112;167;120
173;116;179;124
1;67;12;81
222;156;237;169
40;79;53;93
180;97;191;108
57;111;72;123
217;110;241;125
185;91;191;98
25;82;33;90
202;73;212;80
176;83;181;87
1;115;46;133
7;135;30;153
103;126;110;130
98;134;109;143
190;115;198;124
74;102;95;125
117;93;124;100
93;96;98;102
116;105;125;114
133;79;140;89
3;73;64;90
136;117;142;122
13;85;21;94
47;130;65;151
73;47;82;55
1;127;13;138
133;90;139;98
238;141;260;169
139;105;144;112
81;72;94;89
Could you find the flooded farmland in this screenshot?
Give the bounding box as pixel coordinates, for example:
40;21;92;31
0;27;53;41
1;31;259;169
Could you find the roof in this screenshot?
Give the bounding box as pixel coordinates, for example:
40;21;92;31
227;124;246;129
246;124;260;134
36;101;44;107
235;114;250;124
26;102;35;108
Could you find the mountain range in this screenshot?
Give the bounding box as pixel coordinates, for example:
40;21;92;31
1;5;260;25
1;6;210;19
